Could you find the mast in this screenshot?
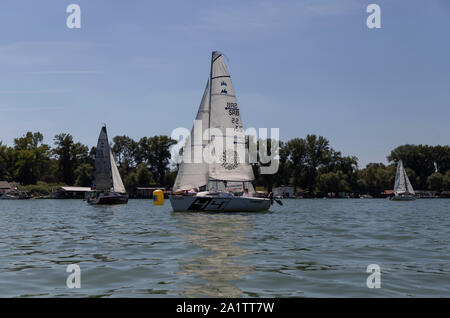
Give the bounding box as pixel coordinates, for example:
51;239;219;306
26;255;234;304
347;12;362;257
403;166;408;194
208;51;214;142
207;51;214;191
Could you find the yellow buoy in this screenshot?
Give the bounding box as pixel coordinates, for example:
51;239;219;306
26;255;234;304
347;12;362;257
153;189;164;205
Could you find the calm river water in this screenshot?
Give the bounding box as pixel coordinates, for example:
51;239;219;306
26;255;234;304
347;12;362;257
0;199;448;297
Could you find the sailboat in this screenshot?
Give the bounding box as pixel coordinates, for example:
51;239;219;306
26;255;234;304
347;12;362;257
169;51;273;212
391;160;416;201
86;125;129;205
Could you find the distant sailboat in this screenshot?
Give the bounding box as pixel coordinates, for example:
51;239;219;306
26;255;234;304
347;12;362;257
86;125;128;205
169;51;273;212
391;160;416;201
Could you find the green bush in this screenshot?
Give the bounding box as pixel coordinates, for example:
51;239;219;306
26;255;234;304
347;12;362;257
15;181;66;196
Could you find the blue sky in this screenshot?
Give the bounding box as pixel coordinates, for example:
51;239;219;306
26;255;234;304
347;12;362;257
0;0;449;167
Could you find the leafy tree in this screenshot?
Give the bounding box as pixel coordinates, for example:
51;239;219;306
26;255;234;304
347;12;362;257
274;141;292;187
304;135;331;192
285;138;307;192
14;132;44;151
136;163;153;186
13;132;51;185
443;171;450;191
317;171;349;195
137;135;176;185
53;133;90;185
321;150;359;191
74;163;93;187
427;173;444;191
388;144;435;189
431;145;450;173
112;135;137;170
255;138;279;193
357;163;395;195
0;142;11;180
124;171;138;196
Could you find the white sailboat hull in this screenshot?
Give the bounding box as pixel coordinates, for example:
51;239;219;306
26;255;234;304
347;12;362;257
169;195;271;212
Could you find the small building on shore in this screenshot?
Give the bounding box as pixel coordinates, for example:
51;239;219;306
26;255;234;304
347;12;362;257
440;191;450;198
50;186;92;199
273;186;294;198
0;181;12;194
381;190;394;198
415;190;437;198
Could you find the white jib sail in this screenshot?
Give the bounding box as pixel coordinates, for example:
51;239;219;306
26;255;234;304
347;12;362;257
173;81;210;191
404;168;415;195
110;149;126;193
208;52;254;183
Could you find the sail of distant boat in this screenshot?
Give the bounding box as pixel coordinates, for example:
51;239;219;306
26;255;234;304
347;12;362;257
394;160;415;196
94;126;126;193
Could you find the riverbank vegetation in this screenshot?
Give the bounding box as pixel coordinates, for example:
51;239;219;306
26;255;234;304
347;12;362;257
1;131;449;196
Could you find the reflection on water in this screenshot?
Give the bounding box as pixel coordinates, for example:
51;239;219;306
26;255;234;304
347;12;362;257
1;199;449;297
174;213;254;297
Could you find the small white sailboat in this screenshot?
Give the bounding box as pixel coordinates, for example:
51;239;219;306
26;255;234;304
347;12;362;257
87;125;128;205
170;51;273;212
391;160;416;201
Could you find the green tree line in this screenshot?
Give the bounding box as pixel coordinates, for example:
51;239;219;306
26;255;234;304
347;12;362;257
1;132;449;196
0;132;176;196
252;137;450;195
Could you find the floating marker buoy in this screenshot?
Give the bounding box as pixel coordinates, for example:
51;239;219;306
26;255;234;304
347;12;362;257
153;189;164;205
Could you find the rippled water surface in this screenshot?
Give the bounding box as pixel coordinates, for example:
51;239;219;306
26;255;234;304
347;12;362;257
0;199;449;297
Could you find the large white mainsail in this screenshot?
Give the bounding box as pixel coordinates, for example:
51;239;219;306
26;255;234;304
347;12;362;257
394;160;415;195
208;52;254;184
173;81;210;191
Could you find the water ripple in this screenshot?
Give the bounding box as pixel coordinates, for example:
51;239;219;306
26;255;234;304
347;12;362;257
0;198;449;297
